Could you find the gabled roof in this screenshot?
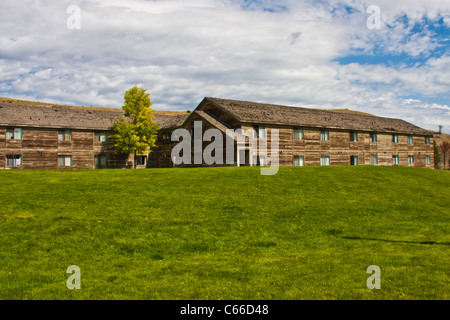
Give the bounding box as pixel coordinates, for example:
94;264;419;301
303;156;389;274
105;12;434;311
204;97;432;135
0;103;188;130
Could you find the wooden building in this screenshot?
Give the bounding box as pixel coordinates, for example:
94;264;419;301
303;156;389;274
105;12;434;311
1;97;435;169
0;102;187;169
149;97;435;169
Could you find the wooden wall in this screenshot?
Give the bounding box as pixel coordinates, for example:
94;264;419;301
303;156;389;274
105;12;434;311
0;127;130;170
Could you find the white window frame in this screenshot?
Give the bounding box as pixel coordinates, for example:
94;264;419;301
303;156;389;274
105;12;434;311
58;155;72;167
392;134;399;144
370;133;377;143
293;155;304;167
393;155;399;165
294;128;304;140
370;155;378;165
6;128;22;140
320;130;330;141
6;155;21;167
320;155;330;166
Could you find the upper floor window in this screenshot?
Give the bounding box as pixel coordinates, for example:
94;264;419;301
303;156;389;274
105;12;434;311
370;133;377;143
254;125;266;139
58;130;72;141
294;128;304;140
6;155;21;167
350;131;358;142
162;132;172;142
392;134;398;143
320;129;330;141
94;132;107;143
6;128;22;140
408;135;413;145
425;136;431;145
392;134;399;144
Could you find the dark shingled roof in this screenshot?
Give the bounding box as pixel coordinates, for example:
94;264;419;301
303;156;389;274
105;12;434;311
205;97;433;135
0;103;188;130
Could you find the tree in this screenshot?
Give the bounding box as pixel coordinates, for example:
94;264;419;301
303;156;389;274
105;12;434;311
111;86;159;168
439;141;450;170
434;140;440;169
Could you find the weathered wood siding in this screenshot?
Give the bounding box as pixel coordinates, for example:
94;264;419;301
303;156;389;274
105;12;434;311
0;127;131;169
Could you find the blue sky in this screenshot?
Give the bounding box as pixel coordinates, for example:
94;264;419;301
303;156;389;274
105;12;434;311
0;0;449;132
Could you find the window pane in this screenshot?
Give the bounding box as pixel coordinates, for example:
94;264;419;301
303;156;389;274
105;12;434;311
320;156;330;166
65;130;72;141
100;156;107;166
94;156;99;167
65;156;71;167
258;126;266;138
320;130;329;141
294;156;304;166
14;128;22;140
6;129;14;139
58;156;64;166
371;155;378;165
294;128;304;140
58;131;65;141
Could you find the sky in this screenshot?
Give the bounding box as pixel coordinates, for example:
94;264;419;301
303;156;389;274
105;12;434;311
0;0;449;133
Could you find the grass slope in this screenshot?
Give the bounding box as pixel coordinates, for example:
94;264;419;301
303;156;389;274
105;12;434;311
0;166;448;300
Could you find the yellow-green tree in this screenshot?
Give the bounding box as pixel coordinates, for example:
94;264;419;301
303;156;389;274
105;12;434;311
111;86;159;168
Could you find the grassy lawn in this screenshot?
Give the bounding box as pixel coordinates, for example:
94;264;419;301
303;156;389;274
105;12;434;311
0;166;448;300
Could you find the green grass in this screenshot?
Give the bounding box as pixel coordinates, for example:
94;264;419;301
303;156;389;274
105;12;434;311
0;166;448;300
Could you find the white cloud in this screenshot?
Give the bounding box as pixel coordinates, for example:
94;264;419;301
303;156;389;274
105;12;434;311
0;0;449;132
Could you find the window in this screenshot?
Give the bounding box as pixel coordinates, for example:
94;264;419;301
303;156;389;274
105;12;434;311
370;133;377;143
408;155;414;165
425;136;431;145
320;130;330;141
350;131;358;142
58;155;72;167
94;132;107;143
254;125;266;138
293;155;304;167
294;128;304;140
6;128;22;140
58;130;72;141
136;155;147;166
320;156;330;166
426;155;431;164
162;132;172;143
370;155;378;165
350;156;358;166
6;155;21;167
393;155;399;165
392;134;398;143
408;135;413;145
94;155;107;167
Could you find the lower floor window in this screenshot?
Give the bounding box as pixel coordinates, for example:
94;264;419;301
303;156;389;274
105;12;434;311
6;155;21;167
320;156;330;166
370;155;378;165
293;155;304;167
253;155;266;166
58;155;72;167
426;155;431;164
408;155;414;165
350;156;358;166
136;155;147;166
393;155;399;165
94;155;107;167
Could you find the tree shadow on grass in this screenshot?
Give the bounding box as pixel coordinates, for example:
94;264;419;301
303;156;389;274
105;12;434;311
342;236;450;246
